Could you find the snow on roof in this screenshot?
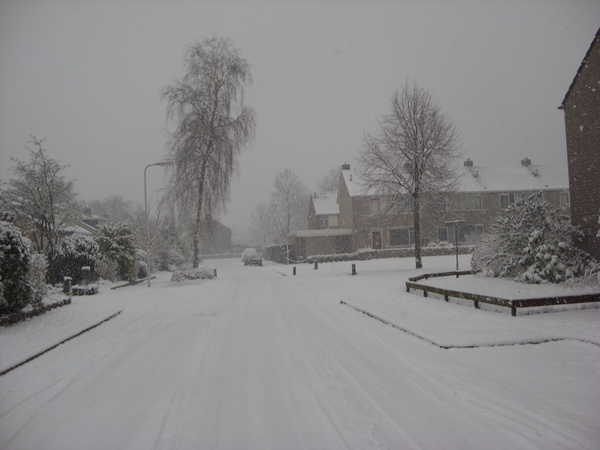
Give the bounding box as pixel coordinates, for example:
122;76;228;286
340;169;374;198
456;165;569;193
340;164;569;197
311;191;339;215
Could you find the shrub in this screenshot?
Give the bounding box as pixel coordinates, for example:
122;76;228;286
472;194;593;284
0;221;31;313
95;222;137;281
51;235;99;285
171;268;214;282
72;284;99;296
27;253;49;309
95;258;119;282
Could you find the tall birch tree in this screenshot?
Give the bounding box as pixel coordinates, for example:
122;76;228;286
358;81;461;269
162;37;255;267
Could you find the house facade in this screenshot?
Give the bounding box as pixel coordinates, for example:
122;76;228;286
291;160;570;258
559;27;600;260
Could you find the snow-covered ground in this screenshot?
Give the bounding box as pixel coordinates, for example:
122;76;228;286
1;255;599;450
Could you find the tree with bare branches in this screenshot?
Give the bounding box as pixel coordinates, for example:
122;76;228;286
269;169;308;243
358;81;461;268
162;37;255;268
1;137;81;256
317;166;342;192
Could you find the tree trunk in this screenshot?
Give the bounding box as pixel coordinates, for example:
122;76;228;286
192;161;208;268
413;194;422;269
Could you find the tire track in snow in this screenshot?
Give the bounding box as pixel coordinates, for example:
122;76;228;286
0;311;122;377
340;301;600;349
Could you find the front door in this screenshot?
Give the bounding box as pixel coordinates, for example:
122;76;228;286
371;229;382;249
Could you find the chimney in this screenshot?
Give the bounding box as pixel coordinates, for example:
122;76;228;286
521;157;531;166
464;159;473;167
342;163;350;170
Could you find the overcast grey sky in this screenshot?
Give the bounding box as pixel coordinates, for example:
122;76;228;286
1;0;598;243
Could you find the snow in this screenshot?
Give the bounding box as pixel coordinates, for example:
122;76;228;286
457;165;569;192
312;192;339;216
1;255;599;449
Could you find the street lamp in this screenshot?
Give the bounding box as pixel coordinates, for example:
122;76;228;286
445;220;466;274
144;161;172;287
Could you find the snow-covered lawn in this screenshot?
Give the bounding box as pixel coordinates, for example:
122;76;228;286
1;255;599;449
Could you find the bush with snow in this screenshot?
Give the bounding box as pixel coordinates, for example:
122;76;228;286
95;222;137;281
27;253;49;309
95;258;119;282
171;268;214;282
0;221;32;313
472;194;593;284
51;235;99;285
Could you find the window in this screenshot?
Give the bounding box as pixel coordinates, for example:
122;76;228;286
457;224;484;243
499;193;515;210
438;227;448;242
560;192;570;207
464;194;482;211
318;216;329;228
449;194;482;211
396;197;413;214
389;227;415;246
370;198;380;215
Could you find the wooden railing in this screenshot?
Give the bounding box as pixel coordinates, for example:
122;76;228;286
406;272;600;316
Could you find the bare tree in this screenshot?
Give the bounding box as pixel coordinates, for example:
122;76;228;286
162;37;256;268
1;137;81;255
269;169;308;243
317;166;341;192
249;202;275;246
358;81;461;268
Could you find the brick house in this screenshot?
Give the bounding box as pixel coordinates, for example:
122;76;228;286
328;161;570;253
307;191;340;230
559;27;600;260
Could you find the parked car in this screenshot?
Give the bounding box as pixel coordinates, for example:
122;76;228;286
242;248;263;266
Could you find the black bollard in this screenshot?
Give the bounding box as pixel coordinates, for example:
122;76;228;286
351;264;356;276
214;269;217;277
314;261;318;270
293;266;297;275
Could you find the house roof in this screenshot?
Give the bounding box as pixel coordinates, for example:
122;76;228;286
311;191;339;215
560;27;600;109
339;164;568;198
456;164;569;193
339;169;374;198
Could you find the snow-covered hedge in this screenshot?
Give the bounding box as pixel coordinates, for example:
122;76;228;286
171;268;214;282
95;222;137;281
51;235;99;285
472;194;593;284
27;253;48;309
71;284;99;296
0;221;31;313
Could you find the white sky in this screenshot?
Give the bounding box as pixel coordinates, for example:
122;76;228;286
1;0;598;243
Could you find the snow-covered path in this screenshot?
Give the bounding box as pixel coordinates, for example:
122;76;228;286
1;256;599;449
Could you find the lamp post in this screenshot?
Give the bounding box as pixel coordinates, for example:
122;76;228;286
445;220;466;273
144;161;172;287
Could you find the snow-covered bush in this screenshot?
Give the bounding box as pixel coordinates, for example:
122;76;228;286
95;222;137;281
51;235;99;285
135;249;147;279
27;253;48;309
472;194;592;284
72;284;99;296
171;268;214;282
95;258;119;282
0;221;31;313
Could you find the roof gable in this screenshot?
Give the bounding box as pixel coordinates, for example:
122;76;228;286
560;27;600;109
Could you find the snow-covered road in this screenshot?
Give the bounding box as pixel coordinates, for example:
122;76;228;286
1;256;599;449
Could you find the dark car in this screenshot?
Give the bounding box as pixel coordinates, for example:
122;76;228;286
242;248;263;266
